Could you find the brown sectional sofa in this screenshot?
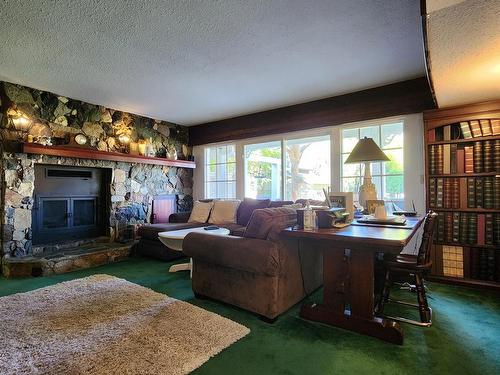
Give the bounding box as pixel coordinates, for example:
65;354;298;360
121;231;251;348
183;207;323;320
135;198;297;260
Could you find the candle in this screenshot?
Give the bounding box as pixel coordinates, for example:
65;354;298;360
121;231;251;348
129;141;139;155
138;140;147;156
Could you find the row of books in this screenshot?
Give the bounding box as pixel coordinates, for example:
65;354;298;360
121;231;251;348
436;212;500;246
428;140;500;175
427;119;500;142
428;176;500;209
438;246;500;281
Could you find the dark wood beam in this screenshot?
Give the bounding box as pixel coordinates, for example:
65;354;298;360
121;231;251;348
188;77;435;146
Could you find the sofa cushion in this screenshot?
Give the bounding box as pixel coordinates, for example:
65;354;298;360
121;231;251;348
138;222;205;240
236;198;271;226
244;207;297;241
188;201;214;223
269;200;294;208
208;200;241;224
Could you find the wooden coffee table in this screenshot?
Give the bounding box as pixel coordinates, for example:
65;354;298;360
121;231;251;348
158;227;230;276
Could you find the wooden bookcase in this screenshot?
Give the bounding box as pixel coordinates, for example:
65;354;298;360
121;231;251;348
423;100;500;291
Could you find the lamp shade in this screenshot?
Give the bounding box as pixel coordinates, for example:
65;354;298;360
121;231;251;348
344;137;390;163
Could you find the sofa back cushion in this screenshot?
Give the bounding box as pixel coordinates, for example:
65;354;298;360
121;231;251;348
236;198;271;226
269;200;294;208
208;200;241;224
244;207;297;241
188;201;214;223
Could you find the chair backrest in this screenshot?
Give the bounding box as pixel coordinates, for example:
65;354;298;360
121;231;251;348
416;211;439;266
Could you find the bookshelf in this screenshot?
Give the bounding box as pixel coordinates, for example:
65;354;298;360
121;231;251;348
423;100;500;291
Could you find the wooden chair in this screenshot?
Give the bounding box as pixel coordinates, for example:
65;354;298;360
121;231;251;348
375;211;438;327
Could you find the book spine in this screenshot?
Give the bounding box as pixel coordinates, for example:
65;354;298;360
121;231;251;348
452;178;460;208
495;214;500;246
429;145;436;175
494;176;500;210
464;146;474;173
467;177;475;208
471;248;480;279
450;144;457;174
477;214;485;246
483;140;493;172
444;125;451;141
475;177;483;208
470;120;482;138
436;178;444;208
443;144;451;174
445;212;453;243
485;213;494;245
459;177;467;208
468;213;477;245
487;249;495;281
460;121;472;139
444;178;452;208
473;141;483;173
455;212;463;244
491;119;500;135
480;120;492;136
494;139;500;171
437;212;445;243
436;145;444;175
428;129;436;142
429;178;436;208
483;176;494;209
456;148;465;173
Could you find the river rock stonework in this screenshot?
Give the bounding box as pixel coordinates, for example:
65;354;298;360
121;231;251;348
1;152;193;258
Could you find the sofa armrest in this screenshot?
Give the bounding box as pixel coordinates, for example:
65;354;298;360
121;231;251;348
169;212;191;223
183;233;279;276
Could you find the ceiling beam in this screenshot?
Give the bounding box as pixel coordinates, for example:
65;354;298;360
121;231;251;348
188;77;435;146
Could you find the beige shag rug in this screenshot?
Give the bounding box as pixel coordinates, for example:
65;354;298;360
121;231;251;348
0;274;250;374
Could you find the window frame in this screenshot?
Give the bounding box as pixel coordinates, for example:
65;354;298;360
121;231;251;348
203;144;237;199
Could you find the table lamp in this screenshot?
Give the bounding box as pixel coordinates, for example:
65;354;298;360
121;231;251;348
344;137;390;208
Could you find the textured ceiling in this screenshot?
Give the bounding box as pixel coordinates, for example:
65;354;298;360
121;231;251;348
0;0;424;125
427;0;500;107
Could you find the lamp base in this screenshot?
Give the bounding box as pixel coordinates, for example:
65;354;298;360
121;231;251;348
358;161;378;208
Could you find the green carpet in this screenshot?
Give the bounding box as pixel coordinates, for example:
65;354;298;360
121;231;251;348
1;257;499;375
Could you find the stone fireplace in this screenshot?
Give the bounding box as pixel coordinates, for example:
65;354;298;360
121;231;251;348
2;152;193;259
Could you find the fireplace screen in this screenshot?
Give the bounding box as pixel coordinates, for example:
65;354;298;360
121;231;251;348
33;165;109;245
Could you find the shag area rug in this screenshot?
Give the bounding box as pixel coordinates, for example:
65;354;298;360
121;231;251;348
0;274;250;374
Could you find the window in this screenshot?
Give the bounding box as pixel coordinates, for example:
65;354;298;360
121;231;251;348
204;145;236;199
341;122;404;206
285;135;330;201
244;141;282;199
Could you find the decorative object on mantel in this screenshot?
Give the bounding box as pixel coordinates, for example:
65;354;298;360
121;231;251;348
344;137;390;208
74;133;88;145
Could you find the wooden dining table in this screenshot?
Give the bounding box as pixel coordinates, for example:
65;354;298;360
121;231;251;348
282;217;424;345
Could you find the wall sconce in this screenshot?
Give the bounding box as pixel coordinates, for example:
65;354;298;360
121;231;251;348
10;112;32;132
118;133;131;145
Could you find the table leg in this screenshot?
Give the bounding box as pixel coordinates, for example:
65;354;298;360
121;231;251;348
300;247;404;345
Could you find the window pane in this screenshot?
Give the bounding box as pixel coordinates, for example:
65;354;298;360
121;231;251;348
227;162;236;180
206;182;217;198
245;142;282;199
217;163;227;181
372;176;382;200
206;147;217;164
227;145;236;163
206;164;216;181
342;154;360;177
217;146;227;164
285;136;330;201
383;149;404;174
217;181;227;198
342;128;359;153
381;122;403;149
360;126;380;146
342;177;361;195
371;161;381;176
227;181;236;198
383;175;404;200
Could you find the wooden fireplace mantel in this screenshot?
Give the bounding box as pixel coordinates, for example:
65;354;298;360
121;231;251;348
22;143;196;169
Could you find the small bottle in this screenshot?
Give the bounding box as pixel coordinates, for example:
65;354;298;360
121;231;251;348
304;200;314;230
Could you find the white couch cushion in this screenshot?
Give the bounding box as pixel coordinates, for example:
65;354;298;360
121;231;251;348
188;201;214;223
209;200;241;224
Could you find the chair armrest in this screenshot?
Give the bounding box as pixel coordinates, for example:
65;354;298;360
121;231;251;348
183;232;279;276
169;212;191;223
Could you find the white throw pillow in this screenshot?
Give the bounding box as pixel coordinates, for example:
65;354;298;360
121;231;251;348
188;201;214;223
208;200;241;224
